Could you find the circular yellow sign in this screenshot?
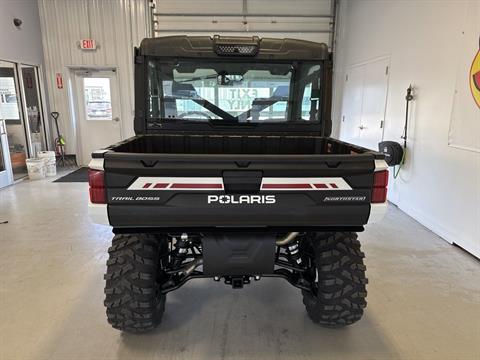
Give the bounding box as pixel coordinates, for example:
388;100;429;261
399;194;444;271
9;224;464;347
470;41;480;108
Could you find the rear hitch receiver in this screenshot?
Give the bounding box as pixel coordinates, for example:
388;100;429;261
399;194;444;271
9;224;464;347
224;275;251;289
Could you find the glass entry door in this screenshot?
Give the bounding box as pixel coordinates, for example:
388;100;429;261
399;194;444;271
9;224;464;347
0;60;29;180
74;69;122;165
19;65;47;157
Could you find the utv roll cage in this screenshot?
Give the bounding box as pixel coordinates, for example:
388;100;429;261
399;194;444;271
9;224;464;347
133;35;334;136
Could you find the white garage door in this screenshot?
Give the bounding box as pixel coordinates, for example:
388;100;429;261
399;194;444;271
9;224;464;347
151;0;335;48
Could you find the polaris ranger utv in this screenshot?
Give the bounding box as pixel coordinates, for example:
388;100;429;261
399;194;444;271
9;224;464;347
88;35;388;333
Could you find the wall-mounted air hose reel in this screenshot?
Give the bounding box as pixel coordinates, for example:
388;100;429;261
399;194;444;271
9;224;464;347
378;85;414;177
378;141;404;166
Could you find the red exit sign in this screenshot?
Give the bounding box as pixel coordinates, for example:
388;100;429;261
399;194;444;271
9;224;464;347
80;39;96;50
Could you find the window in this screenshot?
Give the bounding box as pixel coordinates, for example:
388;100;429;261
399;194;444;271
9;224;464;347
0;71;21;122
83;78;112;120
147;60;322;124
300;65;321;121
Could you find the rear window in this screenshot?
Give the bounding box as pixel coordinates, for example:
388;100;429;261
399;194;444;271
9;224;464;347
147;60;322;124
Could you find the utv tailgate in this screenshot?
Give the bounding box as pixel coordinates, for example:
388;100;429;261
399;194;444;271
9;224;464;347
103;152;377;229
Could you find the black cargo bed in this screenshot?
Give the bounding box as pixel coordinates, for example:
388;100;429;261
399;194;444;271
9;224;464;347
108;134;371;156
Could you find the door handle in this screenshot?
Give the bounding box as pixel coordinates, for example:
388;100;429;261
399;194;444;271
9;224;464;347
113;117;120;122
358;125;366;130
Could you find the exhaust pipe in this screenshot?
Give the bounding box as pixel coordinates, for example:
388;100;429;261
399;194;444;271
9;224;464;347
276;232;300;246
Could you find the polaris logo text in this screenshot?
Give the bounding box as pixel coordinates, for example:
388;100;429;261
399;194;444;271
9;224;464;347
207;195;276;205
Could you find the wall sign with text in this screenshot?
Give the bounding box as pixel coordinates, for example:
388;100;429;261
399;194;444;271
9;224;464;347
80;39;97;50
56;73;63;89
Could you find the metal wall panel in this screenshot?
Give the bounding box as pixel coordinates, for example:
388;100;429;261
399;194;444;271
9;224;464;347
152;0;334;45
38;0;149;154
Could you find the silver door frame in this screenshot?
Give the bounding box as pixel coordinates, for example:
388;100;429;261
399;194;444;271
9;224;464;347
0;119;14;188
17;64;51;157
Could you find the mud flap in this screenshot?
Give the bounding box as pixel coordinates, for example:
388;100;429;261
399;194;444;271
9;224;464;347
202;233;276;276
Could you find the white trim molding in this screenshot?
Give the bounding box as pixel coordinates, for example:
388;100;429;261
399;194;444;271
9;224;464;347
88;201;109;225
367;202;388;224
88;158;105;171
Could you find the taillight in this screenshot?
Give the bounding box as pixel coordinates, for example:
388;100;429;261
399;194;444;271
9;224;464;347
371;170;388;203
88;169;106;204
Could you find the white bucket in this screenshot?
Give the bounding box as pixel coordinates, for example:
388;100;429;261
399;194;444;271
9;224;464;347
38;151;57;177
26;158;46;180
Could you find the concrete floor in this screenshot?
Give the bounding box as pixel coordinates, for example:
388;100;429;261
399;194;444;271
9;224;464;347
0;174;479;360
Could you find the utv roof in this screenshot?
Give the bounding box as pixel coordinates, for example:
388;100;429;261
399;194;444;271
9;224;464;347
139;35;329;61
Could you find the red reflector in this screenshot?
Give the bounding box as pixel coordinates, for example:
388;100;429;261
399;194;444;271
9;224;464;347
88;169;106;204
374;170;389;187
88;169;105;188
371;170;389;203
89;187;107;204
371;186;387;203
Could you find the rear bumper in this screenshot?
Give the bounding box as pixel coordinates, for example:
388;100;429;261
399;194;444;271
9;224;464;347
107;201;370;228
89;201;386;228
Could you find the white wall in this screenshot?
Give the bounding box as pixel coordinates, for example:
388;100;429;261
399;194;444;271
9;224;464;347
334;0;480;257
0;0;49;154
38;0;150;154
0;0;44;65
